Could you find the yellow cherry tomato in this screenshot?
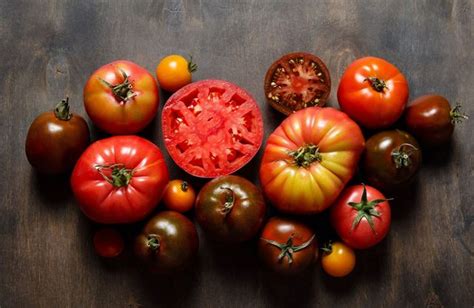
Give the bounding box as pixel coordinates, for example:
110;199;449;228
321;241;356;277
156;55;197;92
162;180;196;213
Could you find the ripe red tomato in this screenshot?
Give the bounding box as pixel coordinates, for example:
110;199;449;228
71;136;169;224
93;227;124;258
83;60;159;134
134;211;199;272
337;57;409;129
258;217;318;275
321;241;356;277
156;55;197;92
330;184;391;249
162;79;264;178
25;98;90;174
264;52;331;115
162;180;196;213
405;95;468;146
259;107;365;214
195;175;266;242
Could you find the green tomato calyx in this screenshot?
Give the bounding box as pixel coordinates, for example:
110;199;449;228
100;68;136;102
54;97;72;121
366;77;388;92
289;144;322;168
187;55;198;73
450;104;469;124
95;163;134;187
261;234;315;264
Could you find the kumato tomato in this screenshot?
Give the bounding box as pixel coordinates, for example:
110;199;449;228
162;79;264;178
321;241;356;277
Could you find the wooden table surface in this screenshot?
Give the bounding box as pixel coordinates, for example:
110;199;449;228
1;0;473;307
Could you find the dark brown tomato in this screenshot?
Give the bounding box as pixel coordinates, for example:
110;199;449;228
258;217;318;275
25;98;90;174
405;95;468;146
264;52;331;115
134;211;199;272
195;175;266;242
363;130;421;191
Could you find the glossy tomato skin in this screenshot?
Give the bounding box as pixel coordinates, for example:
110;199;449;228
331;185;391;249
259;107;365;214
321;241;356;277
258;217;318;275
93;228;124;258
71;136;169;224
195;175;266;242
363;130;421;191
156;55;194;92
162;180;196;213
405;95;455;146
338;57;409;129
84;60;159;134
25;107;89;174
134;211;199;272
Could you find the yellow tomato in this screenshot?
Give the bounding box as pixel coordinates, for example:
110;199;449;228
162;180;196;213
156;55;197;92
321;241;356;277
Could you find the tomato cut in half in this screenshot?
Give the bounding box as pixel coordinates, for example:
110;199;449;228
162;79;264;178
264;52;331;115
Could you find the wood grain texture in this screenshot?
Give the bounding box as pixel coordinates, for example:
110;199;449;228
0;0;473;307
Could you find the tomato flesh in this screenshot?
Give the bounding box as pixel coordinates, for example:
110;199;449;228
162;79;264;178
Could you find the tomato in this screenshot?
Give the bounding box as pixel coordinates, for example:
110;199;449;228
330;184;391;249
134;211;199;272
162;79;264;178
405;95;468;146
195;175;266;242
162;180;196;213
259;107;365;214
156;55;197;92
25;98;90;174
71;136;169;224
363;130;421;191
93;227;124;258
258;217;318;275
321;241;356;277
83;60;159;134
337;56;409;129
264;52;331;115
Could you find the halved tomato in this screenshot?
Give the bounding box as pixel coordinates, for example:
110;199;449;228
264;52;331;115
162;79;264;178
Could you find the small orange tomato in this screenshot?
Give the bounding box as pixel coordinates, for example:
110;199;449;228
93;228;124;258
321;241;356;277
162;180;196;213
156;55;197;92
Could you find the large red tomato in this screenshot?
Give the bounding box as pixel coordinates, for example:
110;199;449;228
259;107;365;214
162;79;264;177
84;60;159;134
337;57;409;129
71;136;169;224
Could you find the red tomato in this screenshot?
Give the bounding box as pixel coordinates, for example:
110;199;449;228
259;107;365;214
93;228;124;258
330;184;391;249
337;57;409;129
71;136;169;224
162;79;264;178
83;60;159;134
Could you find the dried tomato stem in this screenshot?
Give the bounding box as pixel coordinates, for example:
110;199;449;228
99;68;136;102
391;143;418;169
450;104;469;124
366;77;388;92
146;234;160;251
54;97;72;121
220;187;235;216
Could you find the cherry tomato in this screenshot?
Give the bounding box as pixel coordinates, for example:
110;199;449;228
321;241;356;277
405;94;468;146
156;55;197;92
162;180;196;213
93;228;124;258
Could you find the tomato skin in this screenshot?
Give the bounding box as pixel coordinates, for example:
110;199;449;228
156;55;193;92
259;107;365;214
83;60;159;134
258;217;318;275
363;130;421;191
195;175;266;242
337;57;409;129
321;242;355;277
93;228;124;258
71;136;169;224
25;100;90;174
330;185;391;249
134;211;199;272
162;180;196;213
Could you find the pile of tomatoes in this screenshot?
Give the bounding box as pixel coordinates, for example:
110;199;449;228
25;52;467;277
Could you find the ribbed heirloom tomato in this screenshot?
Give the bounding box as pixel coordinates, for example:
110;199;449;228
259;107;365;214
71;136;169;224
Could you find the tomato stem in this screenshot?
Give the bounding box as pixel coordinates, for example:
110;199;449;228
99;68;137;102
288;144;321;168
220;187;235;216
181;181;189;192
54;97;72;121
365;77;388;92
391;143;418;169
260;234;315;264
95;163;134;187
450;104;469;124
187;55;198;73
321;241;333;254
146;234;160;251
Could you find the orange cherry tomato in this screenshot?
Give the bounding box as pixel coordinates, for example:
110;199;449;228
93;228;124;258
156;55;197;92
162;180;196;213
321;241;356;277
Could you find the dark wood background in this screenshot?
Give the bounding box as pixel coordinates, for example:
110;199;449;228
1;0;472;307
